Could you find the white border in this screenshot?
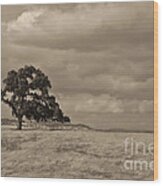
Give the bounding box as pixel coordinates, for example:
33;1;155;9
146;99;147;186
0;0;158;5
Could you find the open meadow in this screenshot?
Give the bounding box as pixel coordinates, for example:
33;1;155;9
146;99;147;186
1;121;154;180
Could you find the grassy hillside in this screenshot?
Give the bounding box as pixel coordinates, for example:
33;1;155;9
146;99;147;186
1;124;153;180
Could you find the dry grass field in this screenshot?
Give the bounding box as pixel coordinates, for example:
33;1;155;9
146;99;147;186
1;122;154;180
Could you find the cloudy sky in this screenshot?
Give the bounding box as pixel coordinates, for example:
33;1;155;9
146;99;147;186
1;2;154;130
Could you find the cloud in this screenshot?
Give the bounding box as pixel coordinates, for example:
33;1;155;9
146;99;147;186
74;94;123;113
3;2;153;51
138;100;153;113
57;93;153;116
1;43;153;101
7;9;45;32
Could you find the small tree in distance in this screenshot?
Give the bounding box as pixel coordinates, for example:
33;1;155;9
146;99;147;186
1;65;70;130
63;116;71;123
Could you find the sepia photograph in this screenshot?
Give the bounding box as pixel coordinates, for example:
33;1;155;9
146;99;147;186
1;1;157;180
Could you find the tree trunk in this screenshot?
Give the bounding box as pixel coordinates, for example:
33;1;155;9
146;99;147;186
17;117;22;130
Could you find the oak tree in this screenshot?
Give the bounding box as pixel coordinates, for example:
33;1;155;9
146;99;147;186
1;65;68;129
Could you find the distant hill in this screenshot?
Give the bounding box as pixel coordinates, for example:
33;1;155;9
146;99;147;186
1;118;18;125
1;118;153;133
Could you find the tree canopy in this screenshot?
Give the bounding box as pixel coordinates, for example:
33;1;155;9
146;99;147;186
1;65;71;129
